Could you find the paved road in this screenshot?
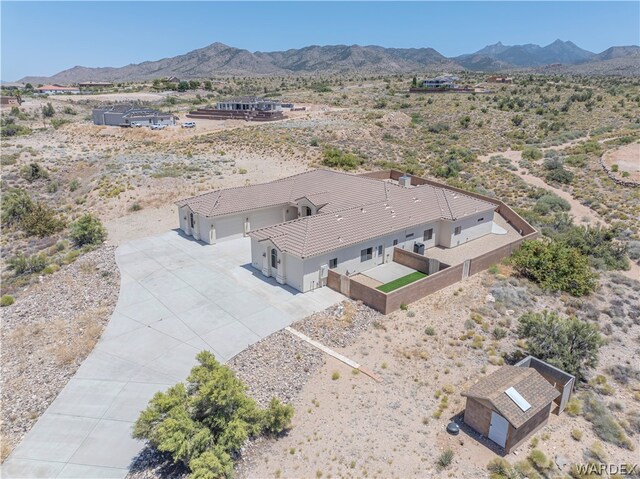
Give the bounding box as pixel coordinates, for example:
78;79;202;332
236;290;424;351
2;232;343;478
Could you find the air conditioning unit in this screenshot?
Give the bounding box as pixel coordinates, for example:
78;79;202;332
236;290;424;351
319;264;329;279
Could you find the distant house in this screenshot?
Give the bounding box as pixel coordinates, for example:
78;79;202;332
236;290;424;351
462;365;563;453
36;84;81;95
486;76;513;84
78;81;114;88
92;104;175;127
421;75;459;90
187;96;285;122
0;96;21;107
165;76;180;83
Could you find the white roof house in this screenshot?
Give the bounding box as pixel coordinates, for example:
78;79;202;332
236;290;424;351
176;169;497;292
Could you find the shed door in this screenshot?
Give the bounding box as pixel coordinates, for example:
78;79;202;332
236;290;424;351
488;411;509;448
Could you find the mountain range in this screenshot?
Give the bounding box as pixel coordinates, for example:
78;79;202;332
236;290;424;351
18;40;640;84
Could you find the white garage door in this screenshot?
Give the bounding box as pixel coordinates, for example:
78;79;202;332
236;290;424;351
249;207;283;231
214;215;244;241
488;411;509;448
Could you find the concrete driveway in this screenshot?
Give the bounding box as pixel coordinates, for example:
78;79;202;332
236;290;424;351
2;231;343;478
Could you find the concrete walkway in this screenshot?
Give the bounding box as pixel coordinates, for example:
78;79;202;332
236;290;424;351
2;231;343;478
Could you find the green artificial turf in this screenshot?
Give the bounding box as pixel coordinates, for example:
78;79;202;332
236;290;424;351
376;271;427;293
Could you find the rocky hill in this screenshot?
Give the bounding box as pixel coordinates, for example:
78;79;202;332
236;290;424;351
19;41;640;83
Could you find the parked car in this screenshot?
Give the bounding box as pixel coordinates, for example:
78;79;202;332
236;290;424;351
130;122;144;128
182;121;196;128
150;124;167;130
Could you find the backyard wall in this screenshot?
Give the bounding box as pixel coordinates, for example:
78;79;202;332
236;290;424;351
327;170;538;314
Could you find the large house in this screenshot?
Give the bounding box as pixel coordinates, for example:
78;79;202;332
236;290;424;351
421;75;459;90
36;84;81;94
187;96;285;121
177;170;497;293
92;104;175;127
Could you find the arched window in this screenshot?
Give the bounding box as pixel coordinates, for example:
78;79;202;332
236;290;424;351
303;206;312;217
271;248;278;269
190;213;195;228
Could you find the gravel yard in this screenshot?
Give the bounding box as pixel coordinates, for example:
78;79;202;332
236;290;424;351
0;246;119;461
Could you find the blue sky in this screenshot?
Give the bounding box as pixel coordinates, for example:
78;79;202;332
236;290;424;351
2;1;639;80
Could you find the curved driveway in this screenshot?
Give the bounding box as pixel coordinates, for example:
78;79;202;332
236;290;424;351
2;231;343;478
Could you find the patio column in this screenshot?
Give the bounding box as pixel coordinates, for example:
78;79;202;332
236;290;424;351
276;254;286;285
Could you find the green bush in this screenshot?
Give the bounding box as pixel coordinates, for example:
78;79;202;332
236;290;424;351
510;239;597;296
133;351;293;478
1;188;33;226
517;310;602;380
556;226;629;271
322;147;364;171
533;194;570;215
0;295;15;307
437;449;454;469
41;102;55;118
51;118;70;129
546;167;574;184
21;163;49;181
582;393;634;450
522;147;542;161
69;214;107;247
0;117;31;137
8;253;48;276
20;202;66;237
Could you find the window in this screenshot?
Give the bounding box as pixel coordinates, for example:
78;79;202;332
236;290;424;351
423;228;433;241
190;213;195;228
360;247;373;262
477;217;484;222
454;226;462;235
329;258;338;269
405;233;414;239
393;239;398;246
304;206;312;216
271;249;278;269
377;245;383;256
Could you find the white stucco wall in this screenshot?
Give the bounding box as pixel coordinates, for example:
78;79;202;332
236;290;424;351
441;210;495;248
178;205;291;244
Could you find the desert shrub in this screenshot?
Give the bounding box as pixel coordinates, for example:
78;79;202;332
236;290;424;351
490;281;532;309
546;167;574;184
522;147;542;161
533;194;570;215
582;393;634;450
322;147;364;171
571;429;583;441
424;326;436;336
8;252;48;276
0;117;31;137
0;295;15;307
486;458;517;479
21;162;49;181
564;154;588;167
51;118;70;129
493;327;507;340
517;310;602;380
41;102;55;117
437;449;454;469
607;365;640;385
510;239;597;296
133;351;293;478
20;202;66;237
69;214;107;247
69;179;81;192
1;188;33;226
427;122;449;133
556;226;629;271
528;449;553;472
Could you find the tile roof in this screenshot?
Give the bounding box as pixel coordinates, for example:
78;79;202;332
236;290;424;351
462;366;560;429
177;169;496;259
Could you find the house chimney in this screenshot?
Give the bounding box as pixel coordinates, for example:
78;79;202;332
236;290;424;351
399;174;412;188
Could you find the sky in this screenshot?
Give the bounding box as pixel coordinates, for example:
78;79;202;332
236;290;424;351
1;1;639;81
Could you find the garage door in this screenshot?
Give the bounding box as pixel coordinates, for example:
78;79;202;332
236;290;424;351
249;208;283;231
214;215;244;241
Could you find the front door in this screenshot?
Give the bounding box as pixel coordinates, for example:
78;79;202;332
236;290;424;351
488;411;509;448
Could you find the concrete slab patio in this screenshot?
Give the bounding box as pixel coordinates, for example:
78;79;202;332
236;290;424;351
2;231;343;479
361;262;418;284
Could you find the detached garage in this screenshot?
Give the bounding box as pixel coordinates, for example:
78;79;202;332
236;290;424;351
462;366;560;453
